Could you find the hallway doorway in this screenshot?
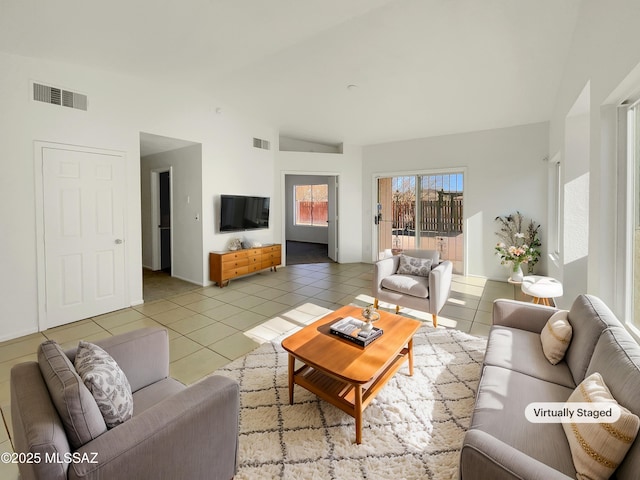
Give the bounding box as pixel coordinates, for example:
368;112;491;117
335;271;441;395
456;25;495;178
284;174;338;264
140;132;203;295
148;166;173;273
158;170;171;273
142;269;199;303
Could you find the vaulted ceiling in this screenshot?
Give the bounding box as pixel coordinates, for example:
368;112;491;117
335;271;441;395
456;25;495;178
0;0;582;146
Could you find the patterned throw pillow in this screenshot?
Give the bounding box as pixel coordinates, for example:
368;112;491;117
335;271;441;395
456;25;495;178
74;341;134;428
562;372;640;480
540;310;572;364
397;254;433;277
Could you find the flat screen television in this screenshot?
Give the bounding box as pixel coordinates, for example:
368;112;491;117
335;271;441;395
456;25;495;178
219;195;270;232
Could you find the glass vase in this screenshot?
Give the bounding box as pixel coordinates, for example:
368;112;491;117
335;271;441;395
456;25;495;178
509;263;524;283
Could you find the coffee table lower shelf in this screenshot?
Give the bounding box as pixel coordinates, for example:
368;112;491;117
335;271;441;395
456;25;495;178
288;347;411;444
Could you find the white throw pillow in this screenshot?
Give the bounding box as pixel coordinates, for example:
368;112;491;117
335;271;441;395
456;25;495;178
540;310;572;365
397;254;433;277
562;372;640;480
75;341;134;428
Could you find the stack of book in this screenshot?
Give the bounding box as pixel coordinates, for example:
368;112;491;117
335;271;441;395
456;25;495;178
329;316;383;347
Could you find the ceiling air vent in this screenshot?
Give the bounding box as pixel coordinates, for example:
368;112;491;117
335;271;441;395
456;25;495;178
33;82;87;111
253;137;270;150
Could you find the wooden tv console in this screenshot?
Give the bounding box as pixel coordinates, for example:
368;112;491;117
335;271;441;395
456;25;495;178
209;244;281;287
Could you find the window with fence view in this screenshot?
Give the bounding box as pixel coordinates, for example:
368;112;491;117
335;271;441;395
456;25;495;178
391;176;463;234
377;172;464;273
294;184;328;227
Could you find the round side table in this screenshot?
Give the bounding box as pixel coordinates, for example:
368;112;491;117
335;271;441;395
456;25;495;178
521;276;563;306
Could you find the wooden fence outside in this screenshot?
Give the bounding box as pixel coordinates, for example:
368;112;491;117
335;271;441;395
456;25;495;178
393;199;463;234
296;201;328;226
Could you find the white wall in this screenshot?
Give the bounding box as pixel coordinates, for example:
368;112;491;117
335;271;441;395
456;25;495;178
279;137;341;153
558;107;591;306
141;144;203;284
362;122;550;280
284;174;330;243
275;145;363;263
203;139;276;262
548;0;640;313
0;51;275;340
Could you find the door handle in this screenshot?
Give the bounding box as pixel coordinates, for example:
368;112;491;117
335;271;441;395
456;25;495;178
115;239;123;245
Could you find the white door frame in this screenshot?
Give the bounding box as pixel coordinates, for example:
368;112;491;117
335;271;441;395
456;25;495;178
280;170;340;265
327;176;338;262
150;166;173;271
34;141;129;331
620;102;640;340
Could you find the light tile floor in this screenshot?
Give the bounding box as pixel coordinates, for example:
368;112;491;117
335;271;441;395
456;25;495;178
0;262;524;478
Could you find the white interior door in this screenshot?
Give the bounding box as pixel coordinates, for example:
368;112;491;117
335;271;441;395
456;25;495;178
328;176;338;262
42;146;126;328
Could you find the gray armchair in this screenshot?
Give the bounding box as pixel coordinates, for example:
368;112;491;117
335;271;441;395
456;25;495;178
11;327;239;480
372;249;453;327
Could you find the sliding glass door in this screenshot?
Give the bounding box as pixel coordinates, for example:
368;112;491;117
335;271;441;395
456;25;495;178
376;172;464;273
376;176;415;252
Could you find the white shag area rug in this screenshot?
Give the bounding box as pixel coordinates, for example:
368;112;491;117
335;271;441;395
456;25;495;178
215;316;487;480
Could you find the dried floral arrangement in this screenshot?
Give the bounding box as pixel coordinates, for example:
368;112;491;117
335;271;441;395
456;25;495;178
494;212;541;274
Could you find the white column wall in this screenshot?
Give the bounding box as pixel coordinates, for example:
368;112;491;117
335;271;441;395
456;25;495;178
548;0;640;314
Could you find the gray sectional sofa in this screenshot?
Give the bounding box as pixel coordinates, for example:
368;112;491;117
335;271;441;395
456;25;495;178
460;294;640;479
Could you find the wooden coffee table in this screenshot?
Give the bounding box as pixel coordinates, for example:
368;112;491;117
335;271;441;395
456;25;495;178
281;305;421;444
